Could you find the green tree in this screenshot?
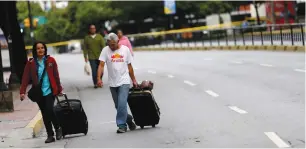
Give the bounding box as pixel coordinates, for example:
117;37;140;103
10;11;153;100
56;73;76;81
16;1;45;23
16;1;46;45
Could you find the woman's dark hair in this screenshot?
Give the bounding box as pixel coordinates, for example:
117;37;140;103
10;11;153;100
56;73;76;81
32;41;48;59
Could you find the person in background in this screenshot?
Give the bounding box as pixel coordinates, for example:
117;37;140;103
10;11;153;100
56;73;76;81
20;41;63;143
83;24;106;88
117;30;134;57
96;33;137;133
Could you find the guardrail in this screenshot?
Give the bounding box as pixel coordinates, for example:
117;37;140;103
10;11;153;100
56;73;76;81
131;23;305;49
23;22;305;52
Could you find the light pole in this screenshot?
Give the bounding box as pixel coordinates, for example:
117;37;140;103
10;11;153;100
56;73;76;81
5;3;19;89
27;0;35;42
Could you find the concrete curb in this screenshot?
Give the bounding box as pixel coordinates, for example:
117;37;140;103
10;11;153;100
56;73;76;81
25;111;43;138
134;45;305;52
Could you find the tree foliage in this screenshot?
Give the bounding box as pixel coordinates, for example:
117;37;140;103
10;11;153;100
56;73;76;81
17;1;256;44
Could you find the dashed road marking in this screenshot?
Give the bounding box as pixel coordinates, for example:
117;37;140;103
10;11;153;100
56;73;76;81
134;67;138;70
294;69;305;73
231;61;242;64
168;75;174;78
204;58;213;61
205;90;219;97
260;64;274;67
264;132;290;148
148;70;156;74
183;80;196;86
228;106;248;114
99;121;116;125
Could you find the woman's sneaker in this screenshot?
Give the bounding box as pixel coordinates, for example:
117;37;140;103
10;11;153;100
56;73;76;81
45;136;55;143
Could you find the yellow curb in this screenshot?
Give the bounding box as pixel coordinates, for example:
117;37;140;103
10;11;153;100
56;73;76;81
285;46;297;51
26;111;43;138
266;46;275;51
296;46;306;52
275;46;286;51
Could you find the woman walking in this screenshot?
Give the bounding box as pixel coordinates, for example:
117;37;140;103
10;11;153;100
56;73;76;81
20;41;63;143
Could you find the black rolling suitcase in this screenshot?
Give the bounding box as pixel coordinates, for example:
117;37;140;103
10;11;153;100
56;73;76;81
128;87;160;129
54;94;88;138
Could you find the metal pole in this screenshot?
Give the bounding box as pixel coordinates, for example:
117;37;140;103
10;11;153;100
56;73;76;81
27;1;34;42
290;25;294;45
209;31;212;46
233;28;237;46
0;43;8;91
241;27;245;45
260;30;263;45
269;26;273;45
217;30;220;46
280;25;283;45
251;27;254;45
225;29;228;46
301;24;304;46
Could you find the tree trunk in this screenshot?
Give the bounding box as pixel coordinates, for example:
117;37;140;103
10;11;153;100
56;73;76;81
254;2;261;25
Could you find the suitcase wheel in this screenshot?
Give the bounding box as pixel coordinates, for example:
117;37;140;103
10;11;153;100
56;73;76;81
152;125;155;128
84;129;88;135
140;126;144;129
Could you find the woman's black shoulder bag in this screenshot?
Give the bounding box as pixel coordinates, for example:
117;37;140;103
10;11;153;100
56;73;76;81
28;61;47;102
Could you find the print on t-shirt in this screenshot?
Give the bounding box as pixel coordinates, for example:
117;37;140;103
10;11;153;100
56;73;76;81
111;53;124;62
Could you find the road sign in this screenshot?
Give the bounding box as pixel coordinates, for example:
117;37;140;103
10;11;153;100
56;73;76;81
164;0;176;15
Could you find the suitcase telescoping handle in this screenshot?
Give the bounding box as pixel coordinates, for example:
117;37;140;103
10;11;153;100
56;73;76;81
55;93;71;108
130;84;143;92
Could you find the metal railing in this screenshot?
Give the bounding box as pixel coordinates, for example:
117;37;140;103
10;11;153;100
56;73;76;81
131;23;305;49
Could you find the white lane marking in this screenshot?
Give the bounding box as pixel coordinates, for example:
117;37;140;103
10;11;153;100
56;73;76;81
260;64;274;67
294;69;305;73
264;132;290;148
167;75;174;78
183;80;196;86
148;70;156;74
231;61;242;64
134;67;138;70
228;106;248;114
99;121;116;125
204;58;212;61
205;90;219;97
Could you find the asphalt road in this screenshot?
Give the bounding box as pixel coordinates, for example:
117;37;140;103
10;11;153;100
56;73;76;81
4;50;305;148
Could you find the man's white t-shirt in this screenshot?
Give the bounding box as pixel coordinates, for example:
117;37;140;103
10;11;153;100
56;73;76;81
99;45;132;87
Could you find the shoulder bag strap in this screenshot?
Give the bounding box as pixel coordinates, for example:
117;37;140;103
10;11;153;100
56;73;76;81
38;60;47;85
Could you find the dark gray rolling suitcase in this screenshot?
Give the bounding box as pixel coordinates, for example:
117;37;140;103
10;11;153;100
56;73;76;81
128;87;160;129
54;94;88;138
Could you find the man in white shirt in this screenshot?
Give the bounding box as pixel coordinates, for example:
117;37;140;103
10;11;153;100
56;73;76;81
96;33;138;133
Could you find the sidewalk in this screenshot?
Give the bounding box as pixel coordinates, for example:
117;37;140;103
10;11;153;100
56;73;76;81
0;71;81;148
0;72;40;147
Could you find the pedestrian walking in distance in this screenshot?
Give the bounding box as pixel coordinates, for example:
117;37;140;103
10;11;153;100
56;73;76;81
20;41;63;143
83;24;106;88
117;30;134;57
96;33;138;133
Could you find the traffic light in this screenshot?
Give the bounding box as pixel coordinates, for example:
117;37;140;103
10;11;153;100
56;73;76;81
23;18;39;28
33;18;38;28
24;18;30;28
